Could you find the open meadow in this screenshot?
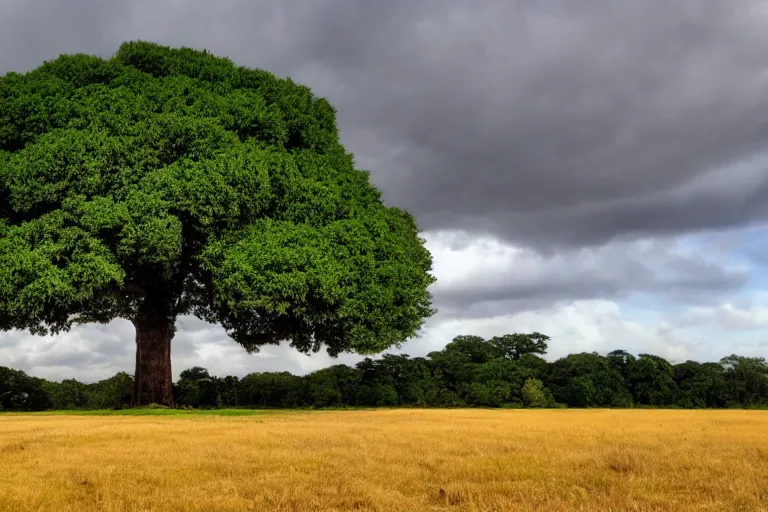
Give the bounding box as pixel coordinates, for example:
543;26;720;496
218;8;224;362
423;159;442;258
1;409;768;511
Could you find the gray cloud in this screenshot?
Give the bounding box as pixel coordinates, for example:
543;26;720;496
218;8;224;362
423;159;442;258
426;231;750;318
0;316;365;382
4;1;768;247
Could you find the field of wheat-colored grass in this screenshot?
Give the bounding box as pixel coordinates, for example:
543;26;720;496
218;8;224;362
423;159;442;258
1;409;768;511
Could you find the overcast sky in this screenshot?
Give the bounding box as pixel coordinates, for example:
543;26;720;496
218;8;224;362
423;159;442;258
2;0;768;381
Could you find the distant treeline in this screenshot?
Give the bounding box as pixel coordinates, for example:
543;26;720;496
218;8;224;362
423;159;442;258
2;333;767;411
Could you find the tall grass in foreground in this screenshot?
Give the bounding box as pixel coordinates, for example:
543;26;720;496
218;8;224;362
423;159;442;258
1;409;768;511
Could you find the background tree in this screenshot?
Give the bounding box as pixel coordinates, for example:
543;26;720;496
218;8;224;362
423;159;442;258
175;366;219;408
217;375;240;408
606;350;636;380
238;372;306;408
470;357;533;406
305;368;344;407
521;378;554;408
627;354;678;407
45;378;90;410
426;337;487;401
489;332;549;360
324;364;363;406
88;372;134;409
548;352;630;407
672;361;726;408
0;42;435;406
719;355;768;407
0;367;51;411
356;354;435;406
443;335;500;363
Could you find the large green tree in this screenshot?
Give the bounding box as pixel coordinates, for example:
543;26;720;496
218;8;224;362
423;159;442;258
0;42;435;406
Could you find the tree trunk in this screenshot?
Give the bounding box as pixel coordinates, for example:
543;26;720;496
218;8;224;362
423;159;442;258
132;304;175;407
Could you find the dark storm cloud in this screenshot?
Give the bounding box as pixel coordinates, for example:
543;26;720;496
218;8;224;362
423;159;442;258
3;1;768;248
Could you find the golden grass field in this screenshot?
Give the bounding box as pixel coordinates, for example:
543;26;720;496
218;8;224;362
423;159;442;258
1;409;768;511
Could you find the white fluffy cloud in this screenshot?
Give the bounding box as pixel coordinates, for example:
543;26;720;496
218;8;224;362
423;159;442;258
411;300;693;362
424;229;748;316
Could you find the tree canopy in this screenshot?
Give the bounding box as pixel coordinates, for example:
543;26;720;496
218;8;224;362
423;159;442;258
0;41;435;405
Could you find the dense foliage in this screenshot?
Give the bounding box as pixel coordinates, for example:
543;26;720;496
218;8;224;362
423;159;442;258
0;41;435;405
2;333;767;411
